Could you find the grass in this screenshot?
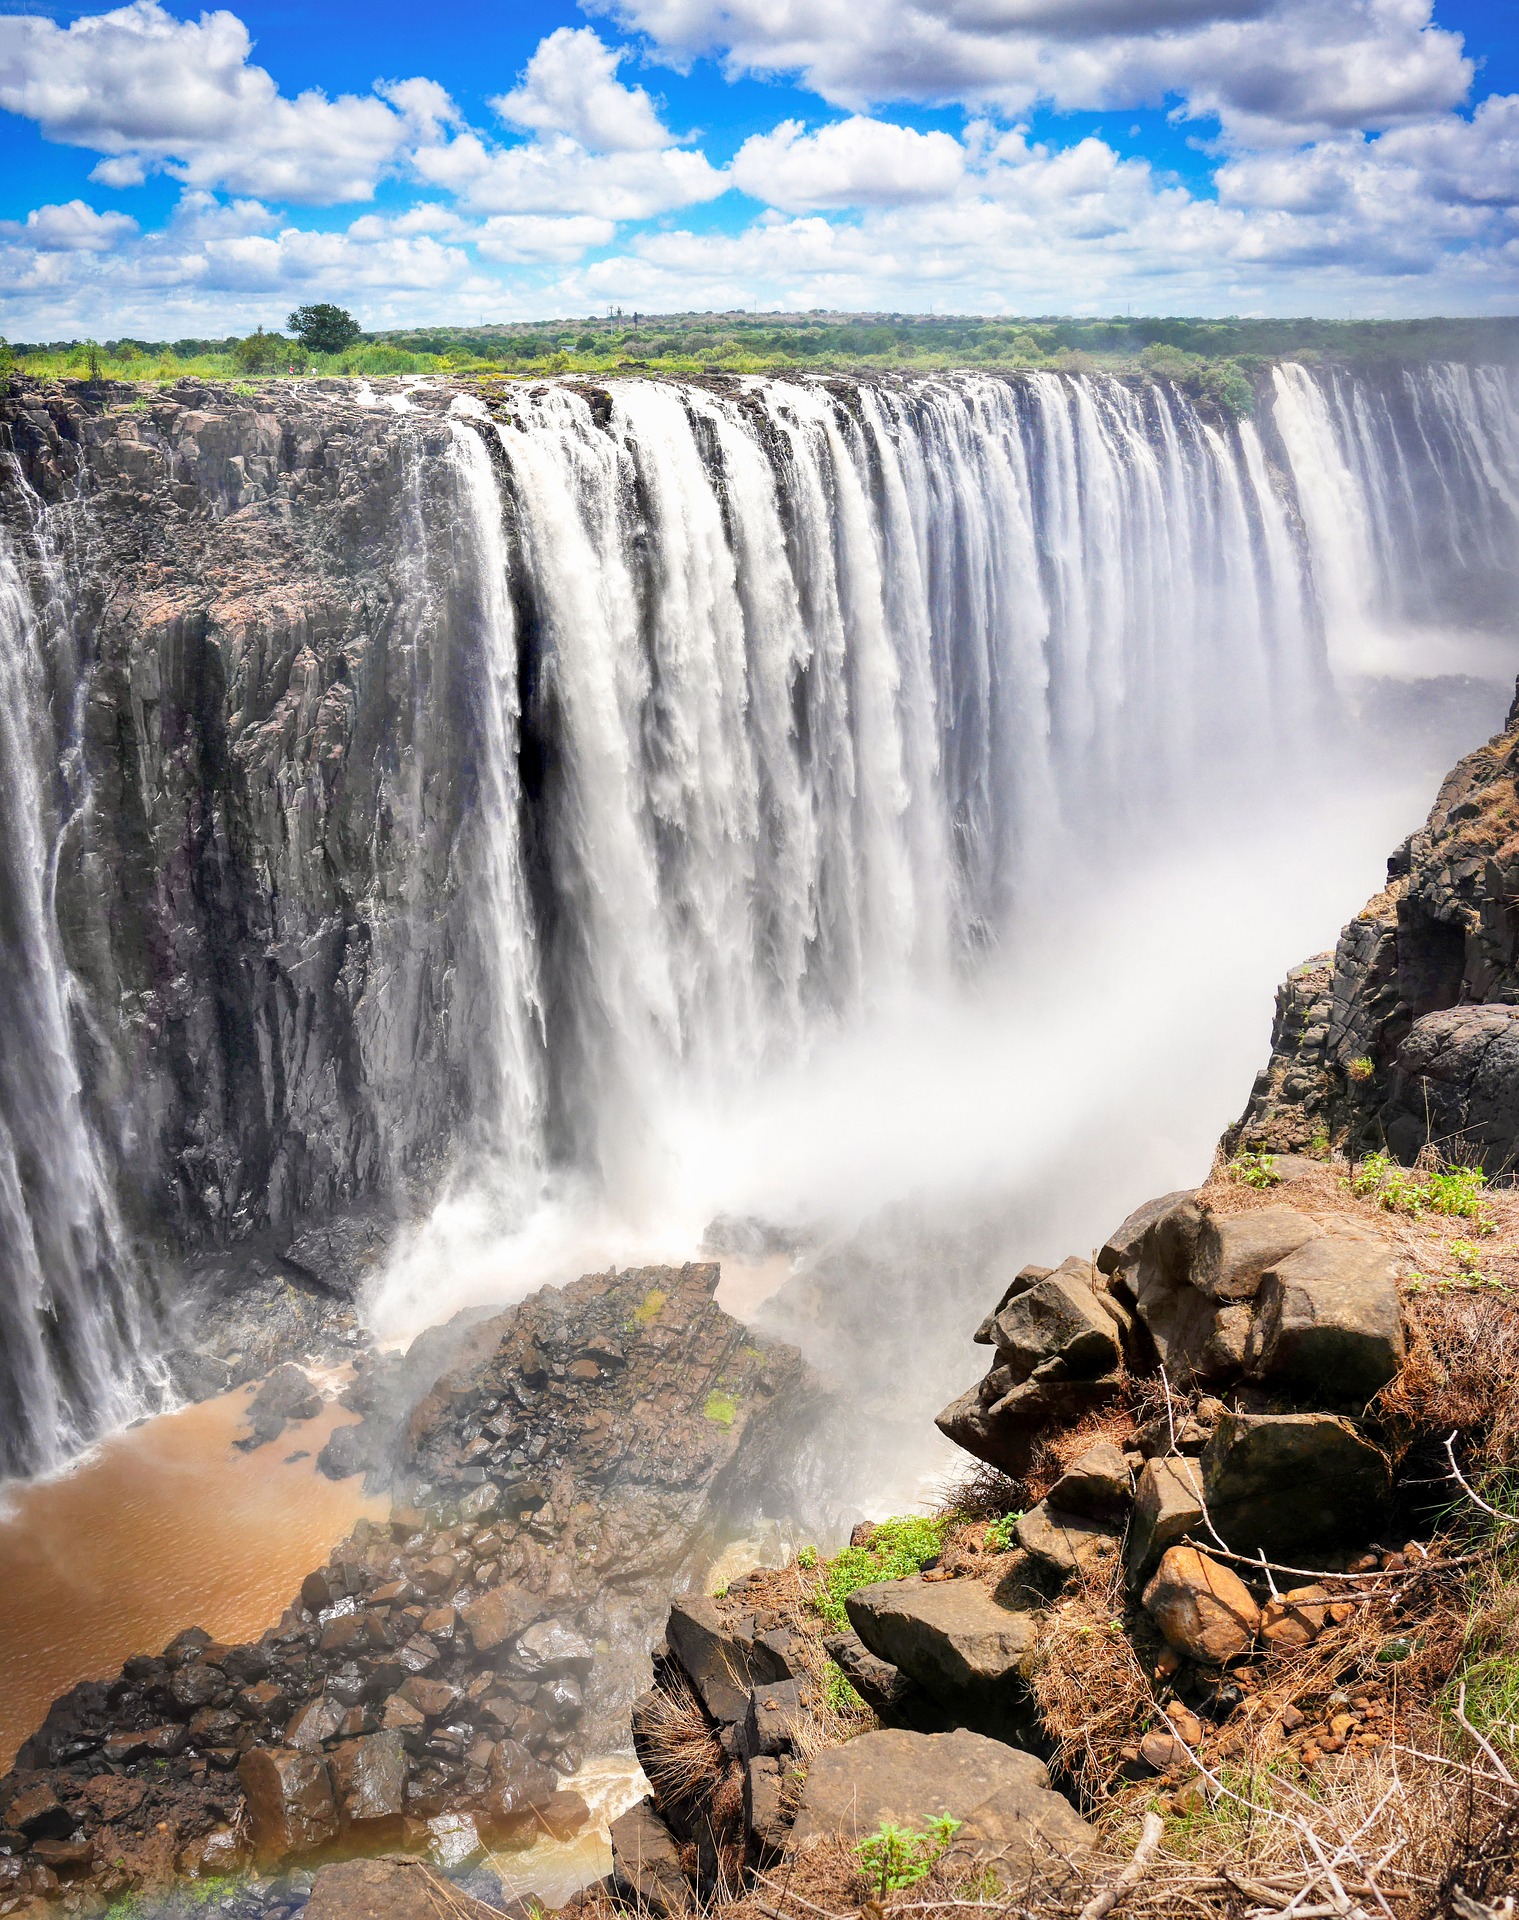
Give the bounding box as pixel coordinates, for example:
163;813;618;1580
1345;1149;1492;1226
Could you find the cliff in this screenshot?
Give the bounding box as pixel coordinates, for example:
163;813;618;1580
1233;681;1519;1169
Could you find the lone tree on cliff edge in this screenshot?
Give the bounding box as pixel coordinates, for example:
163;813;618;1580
287;303;361;354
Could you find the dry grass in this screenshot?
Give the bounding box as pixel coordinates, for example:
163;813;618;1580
632;1670;728;1817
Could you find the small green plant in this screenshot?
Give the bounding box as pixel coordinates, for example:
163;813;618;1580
809;1514;949;1628
985;1510;1024;1551
1426;1163;1490;1221
1229;1150;1281;1190
856;1815;962;1893
703;1389;738;1428
1347;1055;1376;1083
823;1660;865;1714
1310;1128;1331;1158
794;1544;819;1570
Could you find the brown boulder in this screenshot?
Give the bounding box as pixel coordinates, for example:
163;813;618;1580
458;1583;535;1654
610;1799;692;1916
1244;1237;1405;1401
1191;1208;1321;1301
329;1731;407;1826
1142;1548;1260;1664
238;1747;339;1862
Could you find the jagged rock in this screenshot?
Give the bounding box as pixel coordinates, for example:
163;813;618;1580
845;1576;1037;1736
1126;1455;1205;1583
1202;1411;1392;1559
1244;1236;1405;1401
992;1267;1120;1378
329;1731;407;1826
611;1799;693;1916
1259;1585;1338;1650
973;1266;1053;1343
1142;1548;1260;1664
821;1634;939;1727
514;1621;593;1676
8;1783;71;1841
790;1728;1097;1884
1047;1441;1132;1520
936;1370;1122;1477
665;1596;790;1724
744;1755;788;1860
1099;1192;1197;1278
458;1586;536;1655
739;1680;805;1761
1015;1503;1122;1586
315;1422;377;1482
1190;1208;1321;1301
238;1747;339;1862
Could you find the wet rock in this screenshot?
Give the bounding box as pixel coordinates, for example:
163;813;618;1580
1202;1411;1392;1560
315;1422;376;1483
329;1730;407;1826
1142;1548;1261;1664
611;1800;693;1916
304;1857;449;1920
287;1695;345;1752
238;1747;339;1862
513;1621;593;1676
791;1728;1096;1884
1244;1237;1405;1401
458;1586;536;1654
7;1782;72;1841
246;1364;323;1446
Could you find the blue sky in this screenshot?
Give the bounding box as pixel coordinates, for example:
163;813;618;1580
0;0;1516;336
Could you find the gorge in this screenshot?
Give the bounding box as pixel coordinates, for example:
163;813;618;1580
3;358;1518;1485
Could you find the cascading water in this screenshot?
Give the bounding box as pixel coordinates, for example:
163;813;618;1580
4;360;1519;1480
0;467;162;1480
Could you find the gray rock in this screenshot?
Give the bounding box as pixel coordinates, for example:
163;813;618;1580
513;1620;594;1676
1202;1411;1392;1560
1190;1207;1322;1302
973;1266;1053;1344
665;1596;789;1724
993;1270;1120;1379
821;1633;942;1729
745;1755;789;1861
245;1363;322;1445
1048;1440;1132;1519
789;1727;1097;1887
1014;1503;1123;1586
1098;1190;1197;1276
611;1799;693;1916
845;1575;1037;1736
1244;1235;1405;1401
1126;1455;1205;1584
740;1679;806;1760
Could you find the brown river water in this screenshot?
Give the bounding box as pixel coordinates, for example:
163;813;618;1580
0;1381;384;1771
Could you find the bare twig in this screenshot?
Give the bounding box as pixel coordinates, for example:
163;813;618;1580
1077;1812;1165;1920
1445;1433;1519;1531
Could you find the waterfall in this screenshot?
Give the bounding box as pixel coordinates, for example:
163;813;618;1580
0;470;161;1480
5;360;1519;1472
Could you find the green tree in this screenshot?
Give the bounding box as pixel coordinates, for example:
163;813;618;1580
286;303;361;354
233;328;308;374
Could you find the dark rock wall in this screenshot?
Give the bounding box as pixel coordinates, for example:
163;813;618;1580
1234;681;1519;1168
1;379;492;1255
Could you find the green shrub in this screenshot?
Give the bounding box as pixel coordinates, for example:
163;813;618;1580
857;1815;961;1893
1229;1150;1281;1190
985;1511;1023;1551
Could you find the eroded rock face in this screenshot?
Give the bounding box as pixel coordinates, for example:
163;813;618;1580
1234;685;1519;1166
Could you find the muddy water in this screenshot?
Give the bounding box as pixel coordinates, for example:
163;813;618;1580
0;1383;385;1769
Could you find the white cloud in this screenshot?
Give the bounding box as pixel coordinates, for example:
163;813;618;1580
730;116;965;209
493;26;673;151
0;199;138;251
475;213;619;262
0;1;453;203
413;128;724;218
592;0;1472;144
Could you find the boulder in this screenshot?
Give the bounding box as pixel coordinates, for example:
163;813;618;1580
514;1620;594;1676
247;1363;323;1444
458;1584;535;1654
1244;1237;1405;1402
1259;1586;1337;1651
845;1576;1037;1736
974;1267;1053;1344
821;1634;940;1729
238;1747;339;1862
611;1799;693;1916
1126;1456;1205;1584
328;1731;407;1826
739;1680;805;1761
1047;1441;1132;1521
287;1694;345;1752
1202;1412;1392;1560
744;1755;788;1860
937;1370;1123;1477
1190;1208;1321;1302
1142;1549;1260;1664
993;1270;1120;1379
790;1727;1096;1885
304;1858;478;1920
1099;1191;1198;1278
665;1596;789;1724
1014;1504;1122;1586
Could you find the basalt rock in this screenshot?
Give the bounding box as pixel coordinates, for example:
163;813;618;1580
1234;688;1519;1169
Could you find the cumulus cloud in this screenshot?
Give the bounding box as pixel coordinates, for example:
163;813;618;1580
730;116;965;209
591;0;1472;143
414;128;723;218
493;25;674;151
0;1;452;203
475;213;619;262
0;199;139;251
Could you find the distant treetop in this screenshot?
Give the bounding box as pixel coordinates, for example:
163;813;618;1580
287;304;361;354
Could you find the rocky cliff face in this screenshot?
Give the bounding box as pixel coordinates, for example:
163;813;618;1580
1234;683;1519;1169
1;378;493;1273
